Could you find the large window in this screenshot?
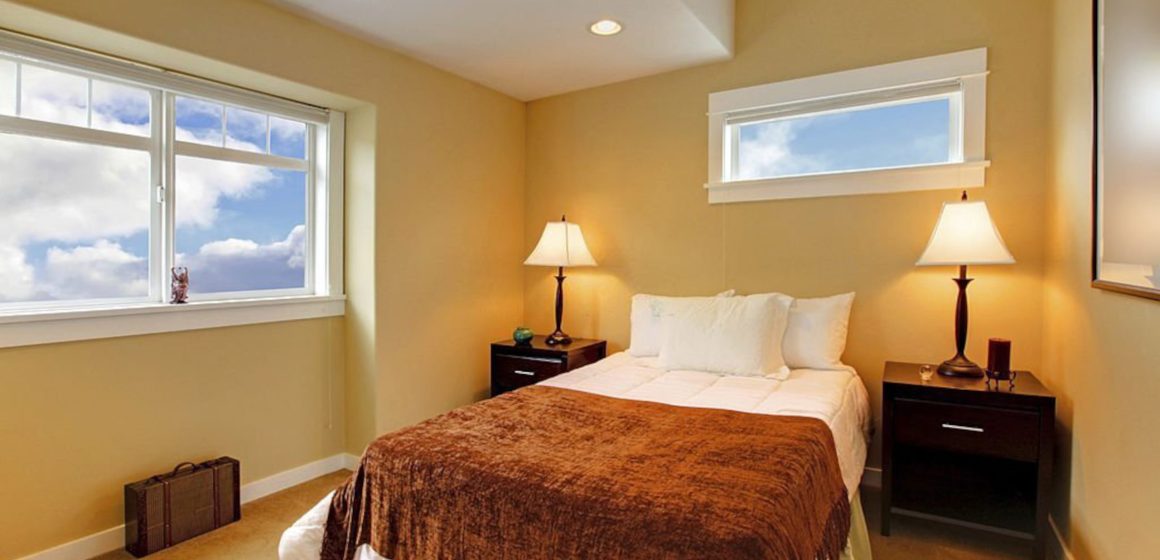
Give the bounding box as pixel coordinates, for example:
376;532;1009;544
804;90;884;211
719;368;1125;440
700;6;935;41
707;49;989;203
0;32;343;344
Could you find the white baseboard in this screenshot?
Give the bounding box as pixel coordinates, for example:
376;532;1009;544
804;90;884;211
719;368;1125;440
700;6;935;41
13;526;125;560
860;467;882;489
239;453;351;503
342;452;360;471
16;452;357;560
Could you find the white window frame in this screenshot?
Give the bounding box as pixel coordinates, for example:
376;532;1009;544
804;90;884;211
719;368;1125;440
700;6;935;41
706;48;990;204
0;31;344;348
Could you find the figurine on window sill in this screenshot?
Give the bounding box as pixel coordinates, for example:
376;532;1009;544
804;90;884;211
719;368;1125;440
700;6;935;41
170;267;190;304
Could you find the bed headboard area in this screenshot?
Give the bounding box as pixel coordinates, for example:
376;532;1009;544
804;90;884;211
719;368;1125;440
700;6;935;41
521;2;1051;467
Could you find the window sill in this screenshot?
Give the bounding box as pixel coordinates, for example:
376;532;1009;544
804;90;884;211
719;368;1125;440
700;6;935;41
0;295;345;349
705;160;990;204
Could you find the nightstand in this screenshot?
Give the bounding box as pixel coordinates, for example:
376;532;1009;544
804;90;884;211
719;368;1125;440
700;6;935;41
881;361;1055;560
491;336;606;396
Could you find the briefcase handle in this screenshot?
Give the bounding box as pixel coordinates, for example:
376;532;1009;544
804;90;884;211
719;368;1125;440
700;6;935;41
150;462;199;483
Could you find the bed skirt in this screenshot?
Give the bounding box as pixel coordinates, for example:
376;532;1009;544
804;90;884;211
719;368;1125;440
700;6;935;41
279;490;874;560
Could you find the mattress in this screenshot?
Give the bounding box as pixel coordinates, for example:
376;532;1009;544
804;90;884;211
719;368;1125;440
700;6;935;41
280;352;872;560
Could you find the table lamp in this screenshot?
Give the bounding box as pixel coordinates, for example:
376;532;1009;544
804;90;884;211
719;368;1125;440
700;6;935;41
525;215;597;345
916;192;1015;377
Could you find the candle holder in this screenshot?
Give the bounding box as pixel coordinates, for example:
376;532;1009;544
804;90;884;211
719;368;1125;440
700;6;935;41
985;368;1017;390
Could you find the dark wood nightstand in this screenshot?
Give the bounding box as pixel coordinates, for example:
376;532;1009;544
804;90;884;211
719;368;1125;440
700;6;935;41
491;336;606;396
881;361;1055;560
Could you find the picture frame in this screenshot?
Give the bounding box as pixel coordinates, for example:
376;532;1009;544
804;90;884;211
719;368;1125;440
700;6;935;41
1091;0;1160;301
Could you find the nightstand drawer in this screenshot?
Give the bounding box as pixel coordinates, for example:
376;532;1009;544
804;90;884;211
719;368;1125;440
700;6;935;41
492;353;564;389
894;398;1040;462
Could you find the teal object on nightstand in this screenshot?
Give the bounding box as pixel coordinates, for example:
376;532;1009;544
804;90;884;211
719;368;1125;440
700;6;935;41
513;327;534;345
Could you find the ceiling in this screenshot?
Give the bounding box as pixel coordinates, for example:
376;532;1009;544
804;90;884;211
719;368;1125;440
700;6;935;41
269;0;734;101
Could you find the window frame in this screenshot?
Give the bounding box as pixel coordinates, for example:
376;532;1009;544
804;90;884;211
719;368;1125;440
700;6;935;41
0;31;344;348
706;48;990;204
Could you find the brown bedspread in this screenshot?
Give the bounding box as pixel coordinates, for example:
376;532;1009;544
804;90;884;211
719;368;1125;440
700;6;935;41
322;385;850;560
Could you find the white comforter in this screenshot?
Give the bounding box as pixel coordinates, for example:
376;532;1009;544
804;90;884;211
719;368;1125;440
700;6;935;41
279;353;871;560
541;352;870;496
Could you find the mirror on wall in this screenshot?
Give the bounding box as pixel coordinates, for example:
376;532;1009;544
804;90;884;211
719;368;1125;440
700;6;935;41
1093;0;1160;301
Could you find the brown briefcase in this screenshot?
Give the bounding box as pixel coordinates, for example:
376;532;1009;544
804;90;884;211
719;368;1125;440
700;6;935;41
124;457;240;557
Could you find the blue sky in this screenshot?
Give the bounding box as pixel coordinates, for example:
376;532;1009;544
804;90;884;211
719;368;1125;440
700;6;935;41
736;97;952;180
0;64;309;302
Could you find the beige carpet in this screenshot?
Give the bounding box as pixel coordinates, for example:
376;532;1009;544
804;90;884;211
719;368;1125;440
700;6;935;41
93;470;351;560
93;473;1031;559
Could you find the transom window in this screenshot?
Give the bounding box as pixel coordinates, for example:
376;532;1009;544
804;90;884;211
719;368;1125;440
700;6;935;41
707;49;989;204
0;34;342;313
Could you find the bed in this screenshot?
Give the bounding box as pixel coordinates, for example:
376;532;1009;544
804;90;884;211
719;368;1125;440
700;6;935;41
280;351;872;560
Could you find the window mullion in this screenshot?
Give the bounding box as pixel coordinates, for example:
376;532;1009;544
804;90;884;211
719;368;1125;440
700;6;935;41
305;123;318;295
161;92;177;302
13;62;20;115
147;89;164;304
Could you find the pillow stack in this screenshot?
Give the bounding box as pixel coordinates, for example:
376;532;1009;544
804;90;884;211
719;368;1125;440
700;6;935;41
629;290;854;377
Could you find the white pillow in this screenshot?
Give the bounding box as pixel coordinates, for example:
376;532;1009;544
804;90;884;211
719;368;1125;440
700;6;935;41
627;290;735;357
657;293;792;378
782;292;855;370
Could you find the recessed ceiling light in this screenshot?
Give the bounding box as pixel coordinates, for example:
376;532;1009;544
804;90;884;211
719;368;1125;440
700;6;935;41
589;19;623;36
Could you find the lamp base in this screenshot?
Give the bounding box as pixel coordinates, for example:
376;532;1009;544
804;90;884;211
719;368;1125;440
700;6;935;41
545;330;572;346
938;354;985;378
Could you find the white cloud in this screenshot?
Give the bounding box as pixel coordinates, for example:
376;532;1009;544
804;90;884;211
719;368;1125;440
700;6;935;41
174;156;274;229
91;80;151;137
0;245;35;302
40;240;148;300
224;107;266;153
177;225;306;294
174;96;224;146
18;64;88;127
0;134;151;246
269;116;306;157
735;120;827;180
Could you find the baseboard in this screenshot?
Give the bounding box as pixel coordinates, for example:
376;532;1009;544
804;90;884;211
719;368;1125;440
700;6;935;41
13;527;125;560
239;453;351;503
16;452;357;560
860;467;882;489
342;452;360;471
1049;515;1076;560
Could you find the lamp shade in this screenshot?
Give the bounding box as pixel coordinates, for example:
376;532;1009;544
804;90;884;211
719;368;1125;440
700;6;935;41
916;200;1015;266
525;220;597;267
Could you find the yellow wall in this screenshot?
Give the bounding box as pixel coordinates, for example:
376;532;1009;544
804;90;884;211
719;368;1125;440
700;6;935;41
0;1;525;557
524;0;1053;466
1044;0;1160;558
0;320;345;557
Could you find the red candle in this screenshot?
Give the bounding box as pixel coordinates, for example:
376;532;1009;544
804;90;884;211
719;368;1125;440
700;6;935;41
988;338;1011;374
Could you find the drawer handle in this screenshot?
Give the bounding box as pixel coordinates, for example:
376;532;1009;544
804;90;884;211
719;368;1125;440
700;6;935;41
941;423;984;433
513;369;536;376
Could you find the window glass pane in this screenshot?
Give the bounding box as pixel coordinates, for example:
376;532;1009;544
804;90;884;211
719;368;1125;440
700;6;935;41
175;96;223;146
270;116;307;159
19;64;88;127
734;97;953;181
225;106;267;153
174;156;306;294
91;80;151;137
0;60;15;116
0;133;150;303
